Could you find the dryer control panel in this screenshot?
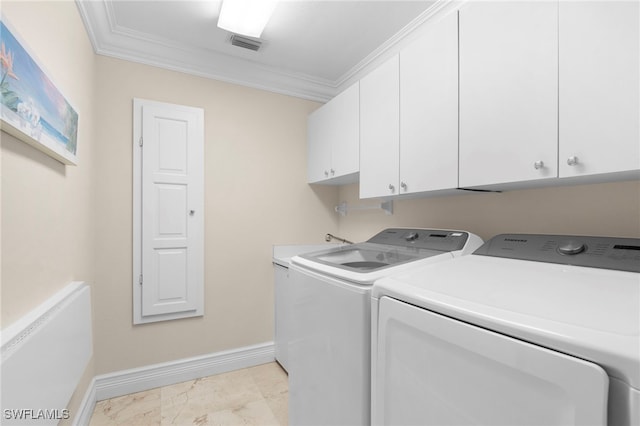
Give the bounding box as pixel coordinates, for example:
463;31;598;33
475;234;640;272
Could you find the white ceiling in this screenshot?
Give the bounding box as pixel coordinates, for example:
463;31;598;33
76;0;444;101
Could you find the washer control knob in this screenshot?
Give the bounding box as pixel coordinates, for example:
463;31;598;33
558;240;586;255
405;232;419;242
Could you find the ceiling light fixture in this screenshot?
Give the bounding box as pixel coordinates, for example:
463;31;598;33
217;0;278;39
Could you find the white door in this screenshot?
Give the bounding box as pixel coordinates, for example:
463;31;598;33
133;99;204;324
400;11;459;194
559;1;640;178
359;54;400;199
459;1;558;188
374;297;609;426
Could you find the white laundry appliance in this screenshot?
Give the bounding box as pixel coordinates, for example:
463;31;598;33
288;228;483;425
372;233;640;426
272;244;339;372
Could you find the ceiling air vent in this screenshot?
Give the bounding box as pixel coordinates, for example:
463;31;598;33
229;34;262;51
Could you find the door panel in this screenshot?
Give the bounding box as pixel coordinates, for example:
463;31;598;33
156;184;187;236
156;249;188;300
373;296;608;426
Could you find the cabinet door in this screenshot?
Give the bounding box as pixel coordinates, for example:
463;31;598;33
360;54;400;199
307;82;360;184
400;12;459;194
329;82;360;180
559;1;640;178
459;1;558;188
307;104;332;183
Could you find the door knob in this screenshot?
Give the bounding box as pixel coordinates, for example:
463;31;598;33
567;156;579;166
534;161;544;170
388;184;395;193
189;210;195;216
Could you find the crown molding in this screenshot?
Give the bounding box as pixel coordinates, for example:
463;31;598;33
76;0;458;103
335;0;461;92
76;0;338;102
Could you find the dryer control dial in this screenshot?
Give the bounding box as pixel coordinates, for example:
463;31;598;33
558;240;586;255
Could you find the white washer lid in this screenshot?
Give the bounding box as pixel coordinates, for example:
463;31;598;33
373;255;640;389
292;248;455;285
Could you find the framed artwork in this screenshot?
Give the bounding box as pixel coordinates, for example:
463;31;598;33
1;17;78;165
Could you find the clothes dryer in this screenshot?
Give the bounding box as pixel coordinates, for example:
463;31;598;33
372;234;640;425
288;228;483;426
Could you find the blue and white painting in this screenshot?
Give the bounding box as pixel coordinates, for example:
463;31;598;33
1;19;78;163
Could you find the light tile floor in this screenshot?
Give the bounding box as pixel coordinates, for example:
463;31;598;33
90;362;288;426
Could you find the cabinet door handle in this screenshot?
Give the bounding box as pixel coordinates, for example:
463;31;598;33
400;182;408;191
534;161;544;170
330;168;335;176
567;156;579;166
388;184;395;193
324;170;329;177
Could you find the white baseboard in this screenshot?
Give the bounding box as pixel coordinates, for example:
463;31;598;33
73;377;96;426
74;342;275;424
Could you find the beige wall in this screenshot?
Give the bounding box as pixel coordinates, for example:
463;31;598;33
1;0;338;385
92;56;338;374
1;0;97;326
1;0;97;422
337;180;640;243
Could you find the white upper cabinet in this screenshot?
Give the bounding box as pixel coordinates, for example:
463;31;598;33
309;1;638;197
559;1;640;179
360;11;459;200
307;103;332;183
307;82;359;184
359;54;400;199
400;11;459;194
459;1;559;189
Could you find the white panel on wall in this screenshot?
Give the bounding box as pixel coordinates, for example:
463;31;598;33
1;283;93;425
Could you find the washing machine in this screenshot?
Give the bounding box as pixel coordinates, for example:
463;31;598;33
288;228;483;425
371;233;640;426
